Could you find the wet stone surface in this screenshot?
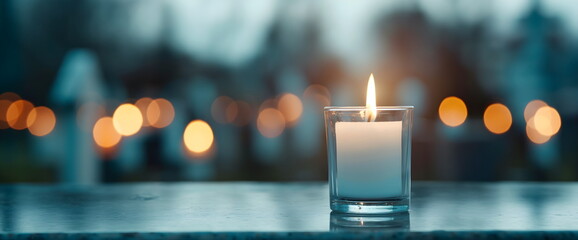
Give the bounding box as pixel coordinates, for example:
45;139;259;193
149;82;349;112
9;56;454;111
1;182;578;239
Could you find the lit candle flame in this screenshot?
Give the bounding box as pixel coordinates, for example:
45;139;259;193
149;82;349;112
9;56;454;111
366;73;377;122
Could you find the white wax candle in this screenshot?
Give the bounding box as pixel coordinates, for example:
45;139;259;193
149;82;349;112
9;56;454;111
335;121;402;199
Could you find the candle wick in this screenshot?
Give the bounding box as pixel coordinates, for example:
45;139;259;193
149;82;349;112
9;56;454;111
366;110;376;122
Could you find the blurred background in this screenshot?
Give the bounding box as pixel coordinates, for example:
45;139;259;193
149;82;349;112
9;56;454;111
0;0;576;184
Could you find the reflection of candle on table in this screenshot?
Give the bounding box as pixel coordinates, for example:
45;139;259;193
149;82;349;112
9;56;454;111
335;74;402;199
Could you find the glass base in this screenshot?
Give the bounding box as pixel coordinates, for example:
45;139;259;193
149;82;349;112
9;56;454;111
331;198;409;214
330;211;410;231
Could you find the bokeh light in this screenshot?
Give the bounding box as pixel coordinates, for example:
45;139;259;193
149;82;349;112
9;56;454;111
26;106;56;136
0;100;11;129
526;117;551;144
257;108;285;138
533;106;561;137
93;117;122;148
524;100;548;122
234;101;252;126
146;100;161;127
135;97;154;127
211;96;238;124
438;96;468;127
259;98;277;111
277;93;303;126
183;120;214;154
113;103;143;136
0;101;14;129
0;92;21;129
303;84;331;107
148;98;175;128
483;103;512;134
6;100;34;130
0;92;21;102
226;101;239;123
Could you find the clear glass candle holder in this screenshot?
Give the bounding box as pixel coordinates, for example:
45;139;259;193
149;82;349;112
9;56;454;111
324;106;413;214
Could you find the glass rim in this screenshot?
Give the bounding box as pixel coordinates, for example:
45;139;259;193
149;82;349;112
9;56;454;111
324;106;414;111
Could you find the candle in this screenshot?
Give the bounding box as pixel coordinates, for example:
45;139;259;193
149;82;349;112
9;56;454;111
335;74;402;199
324;74;412;213
336;121;402;198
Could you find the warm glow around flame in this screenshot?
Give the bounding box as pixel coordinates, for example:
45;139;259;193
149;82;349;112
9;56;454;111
366;74;377;122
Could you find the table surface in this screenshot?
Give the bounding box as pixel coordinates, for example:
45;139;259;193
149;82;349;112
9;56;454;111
1;182;578;238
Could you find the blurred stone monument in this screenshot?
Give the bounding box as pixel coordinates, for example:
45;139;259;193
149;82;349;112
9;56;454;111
50;49;106;185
